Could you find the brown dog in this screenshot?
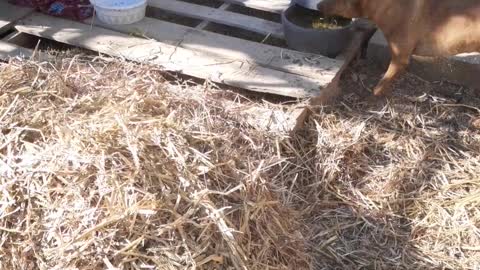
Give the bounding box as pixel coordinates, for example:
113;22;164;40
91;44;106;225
317;0;480;97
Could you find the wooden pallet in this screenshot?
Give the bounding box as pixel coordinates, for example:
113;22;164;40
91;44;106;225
0;0;374;132
0;1;33;35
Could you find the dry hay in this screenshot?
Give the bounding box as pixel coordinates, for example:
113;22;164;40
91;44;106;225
0;55;309;270
1;53;480;270
301;78;480;269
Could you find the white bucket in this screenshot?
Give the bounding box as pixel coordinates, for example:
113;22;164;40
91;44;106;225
92;0;147;25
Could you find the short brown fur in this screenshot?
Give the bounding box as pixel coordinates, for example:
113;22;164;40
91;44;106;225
317;0;480;96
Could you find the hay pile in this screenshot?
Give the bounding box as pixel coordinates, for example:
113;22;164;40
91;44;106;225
0;55;309;270
1;53;480;270
303;100;480;269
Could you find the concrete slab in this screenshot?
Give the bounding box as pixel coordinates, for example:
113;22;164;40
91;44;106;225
367;30;480;90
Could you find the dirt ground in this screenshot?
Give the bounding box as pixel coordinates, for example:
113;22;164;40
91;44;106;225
331;57;479;124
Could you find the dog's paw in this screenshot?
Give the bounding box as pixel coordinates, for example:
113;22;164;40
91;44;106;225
373;86;392;97
310;84;341;106
310;92;336;106
373;87;384;96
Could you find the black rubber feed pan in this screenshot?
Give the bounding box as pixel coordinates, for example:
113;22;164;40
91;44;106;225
293;0;320;10
282;4;354;58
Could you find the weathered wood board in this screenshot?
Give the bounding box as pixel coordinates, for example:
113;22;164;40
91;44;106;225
148;0;284;39
0;1;33;35
221;0;290;13
2;0;373;133
16;13;332;98
87;16;342;80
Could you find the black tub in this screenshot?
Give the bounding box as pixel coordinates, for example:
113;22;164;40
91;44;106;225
281;4;354;58
293;0;320;10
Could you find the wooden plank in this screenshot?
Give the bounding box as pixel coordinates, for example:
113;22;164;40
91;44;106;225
0;1;34;35
221;0;290;14
0;39;52;61
148;0;284;39
195;20;212;30
17;13;332;98
2;31;37;48
195;3;231;30
87;16;341;81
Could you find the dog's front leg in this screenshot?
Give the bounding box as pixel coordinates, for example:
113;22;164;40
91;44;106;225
373;40;414;96
373;55;410;96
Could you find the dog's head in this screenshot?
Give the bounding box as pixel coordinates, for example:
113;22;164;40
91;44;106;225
317;0;362;18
